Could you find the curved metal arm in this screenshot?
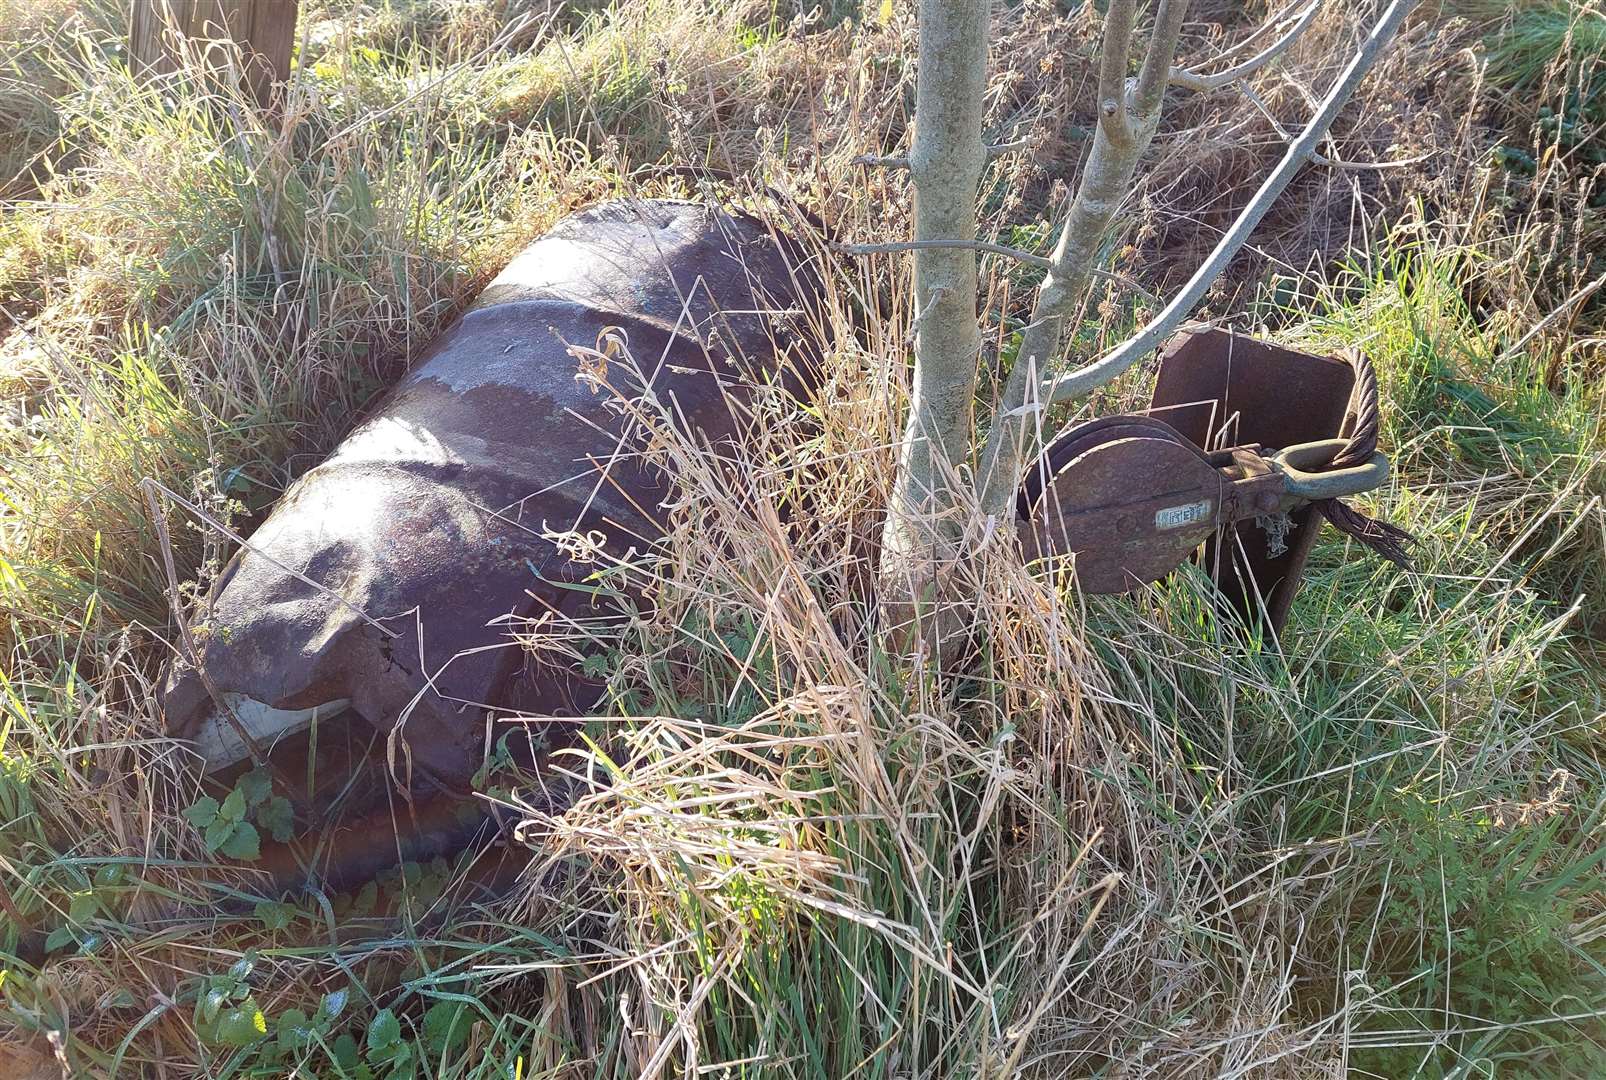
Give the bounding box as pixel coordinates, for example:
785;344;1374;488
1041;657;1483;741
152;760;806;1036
1271;440;1389;501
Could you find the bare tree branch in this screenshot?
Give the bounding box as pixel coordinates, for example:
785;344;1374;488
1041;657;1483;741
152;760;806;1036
839;241;1154;301
1133;0;1191;118
852;152;910;169
986;136;1035;159
1096;0;1138;144
853;137;1033;172
1238;79;1432;170
1168;0;1322;92
972;0;1192;518
839;239;1053;269
1035;0;1419;409
1193;0;1318;67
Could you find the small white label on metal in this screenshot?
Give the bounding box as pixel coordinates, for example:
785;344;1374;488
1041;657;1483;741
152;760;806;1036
1155;499;1212;530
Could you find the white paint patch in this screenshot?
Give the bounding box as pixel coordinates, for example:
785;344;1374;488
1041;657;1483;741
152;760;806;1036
409;340;559;395
194;695;351;772
335;415;464;467
1155;500;1212;530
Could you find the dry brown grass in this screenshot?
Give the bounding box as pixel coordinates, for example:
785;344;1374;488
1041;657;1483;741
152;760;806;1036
3;0;1605;1076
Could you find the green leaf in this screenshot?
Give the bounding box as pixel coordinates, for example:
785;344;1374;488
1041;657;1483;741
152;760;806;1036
92;863;125;889
182;796;220;829
366;1008;401;1056
219;822;261;861
320;987;351;1020
257;795;295;843
204;816;235;852
276;1007;311;1047
331;1031;361;1071
421;1001;469;1055
237;768;272;807
350;880;378;917
197;985;228;1025
213;1003;268;1047
254;900;295;931
377;1039;414;1072
44;925;76;953
228;950;258;982
219;787;247;823
67;889;98;923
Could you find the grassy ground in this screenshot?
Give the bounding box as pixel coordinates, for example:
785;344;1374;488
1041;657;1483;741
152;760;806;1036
2;0;1605;1076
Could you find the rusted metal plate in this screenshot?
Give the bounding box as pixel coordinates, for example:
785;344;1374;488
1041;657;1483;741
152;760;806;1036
1148;325;1356;631
1018;416;1291;593
1023;430;1223;591
163;199;824;799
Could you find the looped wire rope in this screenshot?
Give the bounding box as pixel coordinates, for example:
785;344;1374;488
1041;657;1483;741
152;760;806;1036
1311;349;1414;568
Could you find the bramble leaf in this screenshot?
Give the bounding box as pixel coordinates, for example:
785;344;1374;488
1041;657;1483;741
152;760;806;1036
204;816;235;852
320;987;351;1020
366;1008;402;1057
67;890;98;923
219;787;247;823
255;900;295;931
219;822;261;861
182;796;220;829
213;1003;268;1047
257;795;295;843
331;1031;361;1070
238;768;272;807
422;1000;469;1055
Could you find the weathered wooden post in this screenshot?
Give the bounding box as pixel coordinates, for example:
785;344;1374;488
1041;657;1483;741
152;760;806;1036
128;0;298;106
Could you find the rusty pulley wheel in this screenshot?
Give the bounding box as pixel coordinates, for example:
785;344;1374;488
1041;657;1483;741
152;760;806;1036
1015;413;1211;519
1015;400;1395;597
1019;416;1227;593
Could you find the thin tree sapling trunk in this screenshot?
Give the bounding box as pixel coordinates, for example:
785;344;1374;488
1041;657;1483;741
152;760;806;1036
878;0;990;624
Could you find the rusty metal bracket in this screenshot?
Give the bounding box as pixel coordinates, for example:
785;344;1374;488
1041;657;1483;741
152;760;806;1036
1145;325;1376;631
1016;338;1395;615
1270;440;1389;502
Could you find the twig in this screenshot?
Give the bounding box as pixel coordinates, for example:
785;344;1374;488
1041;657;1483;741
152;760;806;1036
838;239;1052;269
1169;0;1323;92
1194;0;1317;66
986;136;1034;159
908;285;949;346
1494;269;1606;366
1037;0;1419;408
848;242;1157;301
142;480;269;769
142;477;400;639
852;137;1033;172
851;152;909;169
1237;80;1431;170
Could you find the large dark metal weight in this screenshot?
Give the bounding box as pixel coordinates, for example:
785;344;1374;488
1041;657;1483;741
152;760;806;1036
163;200;826;813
